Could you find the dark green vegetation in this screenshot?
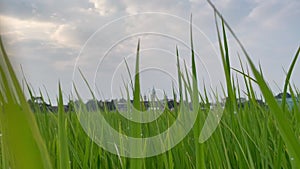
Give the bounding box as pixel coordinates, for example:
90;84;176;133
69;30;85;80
0;2;300;168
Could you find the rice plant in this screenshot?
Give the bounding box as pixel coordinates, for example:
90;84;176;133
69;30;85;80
0;1;299;168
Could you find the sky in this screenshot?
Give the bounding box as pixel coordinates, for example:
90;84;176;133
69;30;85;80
0;0;299;103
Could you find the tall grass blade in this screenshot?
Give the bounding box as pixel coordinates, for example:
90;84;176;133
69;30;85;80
130;39;144;169
190;14;205;169
124;59;134;92
133;39;142;111
0;36;53;169
176;46;183;103
214;13;236;113
282;47;300;110
58;83;71;169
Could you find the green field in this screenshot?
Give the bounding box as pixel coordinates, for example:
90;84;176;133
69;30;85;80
1;6;300;169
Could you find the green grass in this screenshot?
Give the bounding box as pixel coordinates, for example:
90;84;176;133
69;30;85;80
1;1;300;168
0;37;53;169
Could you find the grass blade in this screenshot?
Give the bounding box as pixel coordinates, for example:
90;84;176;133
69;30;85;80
58;83;70;169
0;36;53;169
282;47;300;110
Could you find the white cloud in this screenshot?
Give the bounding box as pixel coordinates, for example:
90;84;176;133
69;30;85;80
0;15;56;43
0;14;83;50
51;24;80;48
89;0;123;16
123;0;191;15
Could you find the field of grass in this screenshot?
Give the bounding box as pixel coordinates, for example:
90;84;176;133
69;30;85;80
0;3;300;169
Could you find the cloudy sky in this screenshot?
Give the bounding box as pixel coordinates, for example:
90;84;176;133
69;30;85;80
0;0;299;103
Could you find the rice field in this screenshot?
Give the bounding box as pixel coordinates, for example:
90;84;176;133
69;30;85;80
0;3;300;169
